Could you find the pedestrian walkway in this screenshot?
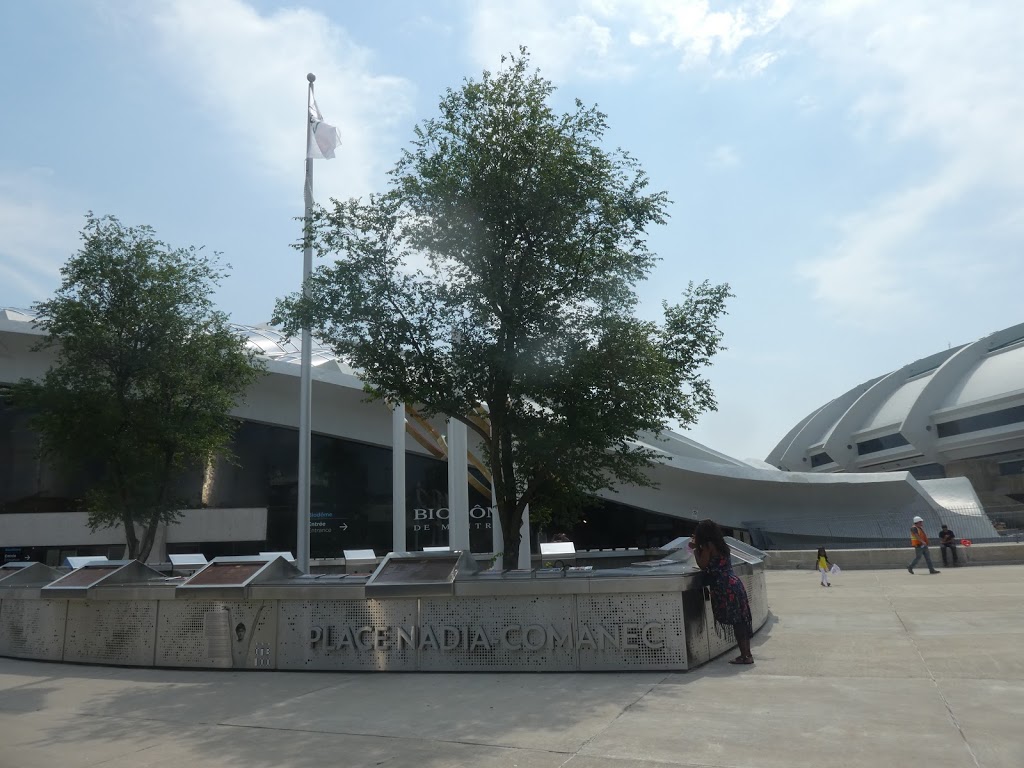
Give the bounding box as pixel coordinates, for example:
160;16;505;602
1;567;1021;768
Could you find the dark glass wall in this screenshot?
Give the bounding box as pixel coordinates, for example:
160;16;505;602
207;422;494;558
561;498;700;550
0;399;91;513
3;408;698;557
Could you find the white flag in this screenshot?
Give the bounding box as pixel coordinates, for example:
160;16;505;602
308;98;341;160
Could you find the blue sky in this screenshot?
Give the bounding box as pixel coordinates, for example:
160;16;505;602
2;0;1022;461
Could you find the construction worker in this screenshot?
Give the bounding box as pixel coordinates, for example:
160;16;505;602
907;515;940;575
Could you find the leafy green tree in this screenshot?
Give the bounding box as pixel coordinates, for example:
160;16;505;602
13;214;263;561
276;50;731;567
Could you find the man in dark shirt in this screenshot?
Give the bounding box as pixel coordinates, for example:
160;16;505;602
939;524;959;567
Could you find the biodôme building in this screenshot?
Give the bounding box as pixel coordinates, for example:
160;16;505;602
0;307;999;564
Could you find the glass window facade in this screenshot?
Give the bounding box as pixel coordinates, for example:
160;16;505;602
810;452;834;467
204;421;493;558
907;463;946;480
856;433;910;455
998;459;1024;477
2;407;699;559
936;405;1024;439
0;399;94;513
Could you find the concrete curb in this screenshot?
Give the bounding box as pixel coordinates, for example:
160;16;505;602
764;541;1024;570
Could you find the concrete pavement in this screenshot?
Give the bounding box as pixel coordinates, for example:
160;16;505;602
1;566;1021;768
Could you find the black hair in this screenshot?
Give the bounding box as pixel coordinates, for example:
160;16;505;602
817;546;828;558
692;519;729;557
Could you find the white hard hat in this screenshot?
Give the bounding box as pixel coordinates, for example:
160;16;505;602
912;515;924;523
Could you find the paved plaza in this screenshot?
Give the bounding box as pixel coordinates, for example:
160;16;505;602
0;566;1021;768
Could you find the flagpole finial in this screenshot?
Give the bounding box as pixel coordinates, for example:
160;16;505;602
307;72;316;83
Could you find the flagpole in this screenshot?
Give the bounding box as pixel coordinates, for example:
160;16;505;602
297;72;316;574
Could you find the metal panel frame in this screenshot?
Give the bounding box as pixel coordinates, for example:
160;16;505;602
0;562;63;587
176;556;303;599
0;564;768;673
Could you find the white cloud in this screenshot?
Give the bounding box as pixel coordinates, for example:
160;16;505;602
467;0;790;80
623;0;791;69
709;145;741;169
797;169;966;322
0;170;81;306
467;0;629;81
130;0;415;202
790;1;1024;324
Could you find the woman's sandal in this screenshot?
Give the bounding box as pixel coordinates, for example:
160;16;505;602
728;655;754;665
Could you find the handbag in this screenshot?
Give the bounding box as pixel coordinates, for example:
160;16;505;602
830;563;841;575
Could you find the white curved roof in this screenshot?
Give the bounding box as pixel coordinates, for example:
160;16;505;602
943;343;1024;408
233;323;351;370
862;374;932;433
769;323;1024;471
0;306;354;375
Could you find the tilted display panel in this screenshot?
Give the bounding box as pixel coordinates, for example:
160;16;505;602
417;594;577;672
63;600;158;666
155;599;279;669
276;598;419;671
575;591;686;671
0;598;67;661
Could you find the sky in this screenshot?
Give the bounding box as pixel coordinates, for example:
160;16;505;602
1;0;1022;462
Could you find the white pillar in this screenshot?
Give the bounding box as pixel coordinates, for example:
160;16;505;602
517;504;531;570
392;403;406;553
447;418;470;551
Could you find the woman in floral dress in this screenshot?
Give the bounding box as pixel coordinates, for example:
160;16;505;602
691;519;754;665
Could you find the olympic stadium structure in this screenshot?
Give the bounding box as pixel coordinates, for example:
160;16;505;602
0;307;999;564
767;322;1024;533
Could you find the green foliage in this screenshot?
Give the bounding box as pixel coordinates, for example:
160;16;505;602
13;213;263;560
277;50;730;566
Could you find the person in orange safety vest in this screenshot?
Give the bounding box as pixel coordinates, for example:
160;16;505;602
907;515;940;575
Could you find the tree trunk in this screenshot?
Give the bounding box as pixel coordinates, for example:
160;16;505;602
121;512;140;560
138;515;162;563
500;503;522;571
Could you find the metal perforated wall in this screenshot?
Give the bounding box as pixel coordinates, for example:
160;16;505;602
418;595;576;671
705;599;738;661
63;600;157;666
155;600;279;669
0;598;67;661
744;571;770;631
682;588;711;667
575;592;686;671
0;568;768;672
276;599;419;671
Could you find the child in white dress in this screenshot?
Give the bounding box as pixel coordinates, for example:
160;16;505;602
817;546;831;587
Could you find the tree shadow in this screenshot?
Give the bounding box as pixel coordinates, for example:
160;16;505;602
1;622;776;768
0;602;784;767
